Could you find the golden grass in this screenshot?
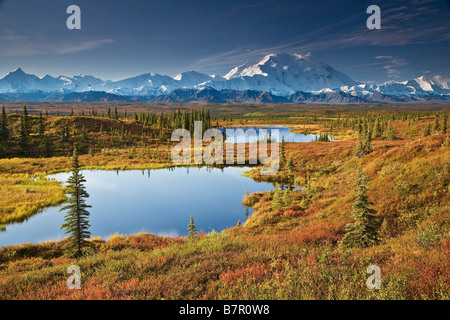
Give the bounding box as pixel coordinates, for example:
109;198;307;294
0;173;67;224
0;111;449;299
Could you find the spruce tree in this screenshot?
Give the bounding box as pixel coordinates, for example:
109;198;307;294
272;183;284;209
386;122;396;140
340;169;380;249
280;135;286;165
372;119;382;139
286;156;294;173
363;127;372;154
60;147;92;257
356;127;372;157
423;123;431;137
442;113;447;134
302;172;312;206
283;189;292;206
187;215;198;237
19;106;30;156
433;116;440;134
0;106;9;143
38;112;44;138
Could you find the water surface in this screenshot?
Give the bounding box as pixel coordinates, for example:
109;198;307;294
221;126;321;143
0;167;273;246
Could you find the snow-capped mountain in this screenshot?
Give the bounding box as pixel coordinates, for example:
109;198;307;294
209;53;358;95
174;71;216;88
0;53;449;103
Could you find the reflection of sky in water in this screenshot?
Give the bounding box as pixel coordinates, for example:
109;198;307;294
0;167;274;247
221;126;320;143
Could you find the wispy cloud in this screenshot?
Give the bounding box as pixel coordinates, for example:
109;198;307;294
52;39;115;55
188;1;449;75
375;55;409;78
0;36;115;57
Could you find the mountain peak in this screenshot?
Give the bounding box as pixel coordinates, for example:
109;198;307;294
174;70;206;80
9;67;26;75
221;52;357;93
258;52;312;65
0;57;448;102
13;67;24;72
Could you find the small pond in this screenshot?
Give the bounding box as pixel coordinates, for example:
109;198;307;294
0;167;274;246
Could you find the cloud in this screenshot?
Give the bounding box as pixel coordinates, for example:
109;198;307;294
0;37;115;57
187;0;449;75
375;56;409;78
52;39;115;55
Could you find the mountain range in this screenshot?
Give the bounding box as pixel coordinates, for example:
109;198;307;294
1;53;449;103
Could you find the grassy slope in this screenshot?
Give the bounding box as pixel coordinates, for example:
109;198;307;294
0;137;448;299
0;110;448;299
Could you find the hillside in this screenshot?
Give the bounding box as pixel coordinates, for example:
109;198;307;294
0;106;448;299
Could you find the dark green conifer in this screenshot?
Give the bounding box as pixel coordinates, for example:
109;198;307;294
0;106;9;142
38;112;44;137
441;113;447;134
19;106;30;155
432;116;440;134
60;147;92;257
286;156;294;173
187;215;198;237
423;123;431;137
280;135;286;165
340;169;380;249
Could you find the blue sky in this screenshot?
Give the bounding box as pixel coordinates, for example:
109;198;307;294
0;0;449;83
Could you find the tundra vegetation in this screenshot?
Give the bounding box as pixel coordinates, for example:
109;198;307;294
0;103;448;300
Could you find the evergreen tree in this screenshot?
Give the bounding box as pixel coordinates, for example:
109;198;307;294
280;135;286;165
372;119;382;139
386;122;396;140
272;183;284;209
43;136;51;156
38;112;44;137
340;169;380;249
356;119;363;135
62;127;70;142
423;123;431;137
19;106;30;155
433;115;440;134
302;172;312;206
283;189;292;206
363;127;372;153
356;127;372;157
81;125;88;140
441;113;447;134
286;156;294;173
0;106;9;142
187;215;198;237
60;147;92;257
